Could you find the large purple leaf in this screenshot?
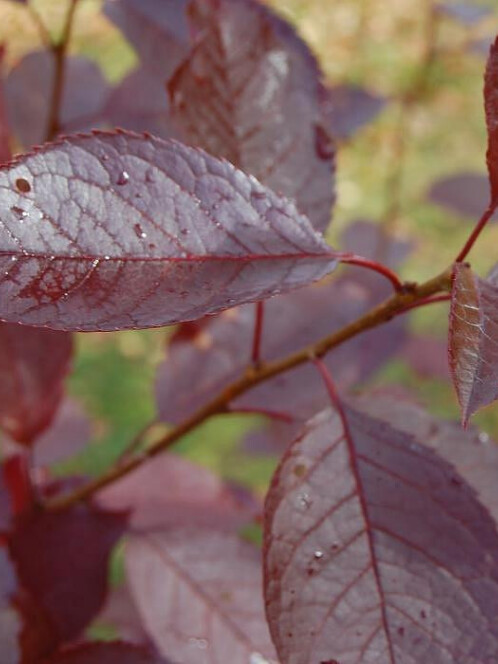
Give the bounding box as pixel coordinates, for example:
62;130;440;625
157;272;405;424
0;548;20;664
427;172;498;220
168;0;335;234
126;528;277;664
320;84;387;141
6;52;109;149
436;2;493;25
0;47;11;165
403;334;450;381
485;36;498;203
104;0;189;81
449;262;498;423
98;453;259;531
9;505;126;660
0;323;73;445
264;405;498;664
0;130;336;331
98;584;150;646
45;642;168;663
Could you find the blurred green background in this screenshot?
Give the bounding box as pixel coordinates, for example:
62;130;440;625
0;0;497;492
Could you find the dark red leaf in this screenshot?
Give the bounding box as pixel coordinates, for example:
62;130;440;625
9;505;126;660
126;529;277;664
264;404;498;664
484;36;498;203
436;2;493;25
97;453;259;531
449;262;498;423
168;0;335;233
32;398;91;466
6;52;109;149
104;0;189;81
0;130;336;331
427;172;497;220
0;548;21;664
0;323;73;445
319;84;387;141
403;334;450;380
44;641;168;663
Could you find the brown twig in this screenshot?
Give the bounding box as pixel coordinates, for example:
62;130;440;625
26;4;52;49
45;0;80;142
44;267;452;512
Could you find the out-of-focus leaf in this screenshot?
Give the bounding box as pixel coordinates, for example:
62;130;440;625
97;584;150;645
33;398;91;467
0;130;336;331
436;2;493;25
126;529;277;664
449;262;498;423
403;334;450;381
169;0;335;233
0;323;73;445
0;47;11;164
9;505;126;661
98;454;260;531
340;219;413;268
320;84;387;141
264;405;498;664
0;548;20;664
427;172;497;220
104;0;189;81
484;36;498;202
6;52;109;149
44;641;168;663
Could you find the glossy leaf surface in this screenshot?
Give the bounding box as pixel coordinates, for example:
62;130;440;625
264;405;498;663
0;323;73;445
0;130;336;331
126;529;277;664
449;262;498;423
169;0;335;233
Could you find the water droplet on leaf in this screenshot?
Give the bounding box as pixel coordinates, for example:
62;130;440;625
188;637;208;650
117;170;130;186
313;550;324;560
134;223;147;239
11;206;28;220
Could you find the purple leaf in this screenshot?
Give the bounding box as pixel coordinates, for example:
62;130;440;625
0;323;73;445
436;2;493;25
340;219;413;268
126;528;277;664
0;548;20;664
44;641;168;663
104;0;190;81
9;505;126;660
485;36;498;203
168;0;335;233
6;52;109;149
97;584;151;645
449;262;498;423
403;334;450;380
0;130;336;331
320;84;387;141
264;405;498;664
98;453;260;531
0;47;11;164
427;172;497;220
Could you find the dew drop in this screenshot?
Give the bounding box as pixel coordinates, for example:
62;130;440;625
15;178;31;193
314;124;334;160
297;492;312;510
10;256;17;262
313;550;324;560
11;206;28;220
478;431;490;445
134;223;147;239
188;637;208;650
104;255;110;261
117;170;130;186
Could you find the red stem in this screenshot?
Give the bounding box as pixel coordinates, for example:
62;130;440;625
456;202;498;263
337;252;404;292
251;301;265;366
229;406;295;424
3;454;33;516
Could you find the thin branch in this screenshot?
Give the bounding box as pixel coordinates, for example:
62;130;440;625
337;252;405;292
456;202;498;263
27;4;52;49
45;0;80;142
116;420;159;464
251;301;265;367
44;267;452;512
228;406;295;424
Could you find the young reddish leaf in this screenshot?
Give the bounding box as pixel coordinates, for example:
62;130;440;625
436;2;493;25
427;172;496;220
9;505;126;660
44;641;168;663
449;262;498;423
104;0;189;81
319;85;387;141
0;130;336;331
0;548;21;664
168;0;335;233
0;323;73;445
264;405;498;664
6;52;109;148
98;454;259;531
484;36;498;203
126;529;277;664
